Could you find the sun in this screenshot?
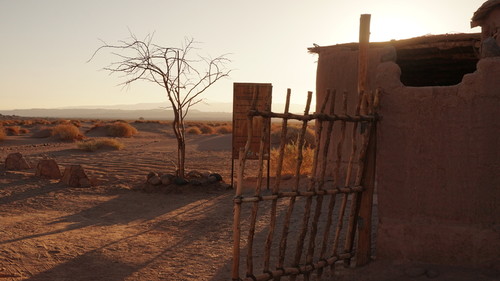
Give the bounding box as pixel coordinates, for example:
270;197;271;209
370;15;430;42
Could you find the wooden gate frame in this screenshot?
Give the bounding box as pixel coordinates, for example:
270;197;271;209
232;87;380;281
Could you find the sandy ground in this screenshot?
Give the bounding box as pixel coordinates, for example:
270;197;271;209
0;121;497;281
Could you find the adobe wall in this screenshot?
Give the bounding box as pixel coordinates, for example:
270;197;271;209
315;46;394;177
315;46;500;269
375;57;500;269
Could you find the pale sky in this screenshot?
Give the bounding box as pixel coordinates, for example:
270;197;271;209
0;0;484;110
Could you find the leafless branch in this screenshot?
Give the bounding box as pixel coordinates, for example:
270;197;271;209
89;32;231;177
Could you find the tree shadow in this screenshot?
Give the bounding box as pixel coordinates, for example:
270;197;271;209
0;177;67;206
20;191;236;281
24;251;138;281
0;188;216;245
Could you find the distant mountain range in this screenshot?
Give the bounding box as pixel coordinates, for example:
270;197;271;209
0;100;311;120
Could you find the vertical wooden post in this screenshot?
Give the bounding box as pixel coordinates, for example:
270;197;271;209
358;14;371;95
232;87;259;281
263;89;291;274
353;13;374;268
232;148;244;281
355;124;377;266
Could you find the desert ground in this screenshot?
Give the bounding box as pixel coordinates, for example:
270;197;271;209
0;119;497;281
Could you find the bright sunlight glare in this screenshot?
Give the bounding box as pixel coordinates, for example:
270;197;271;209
370;16;430;42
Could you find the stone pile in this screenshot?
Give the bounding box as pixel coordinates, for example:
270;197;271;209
145;170;227;190
2;152;93;188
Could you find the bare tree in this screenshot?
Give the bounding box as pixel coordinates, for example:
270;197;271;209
90;33;231;178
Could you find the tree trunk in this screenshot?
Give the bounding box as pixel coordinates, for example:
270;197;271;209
172;111;186;179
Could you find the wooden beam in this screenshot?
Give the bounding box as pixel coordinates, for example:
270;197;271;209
358;14;371;96
355;122;377;266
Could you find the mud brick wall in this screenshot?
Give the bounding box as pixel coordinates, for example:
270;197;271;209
314;44;499;269
375;57;500;269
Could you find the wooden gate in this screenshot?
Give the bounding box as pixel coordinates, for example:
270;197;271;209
232;88;380;281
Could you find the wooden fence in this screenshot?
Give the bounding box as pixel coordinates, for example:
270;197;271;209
232;88;380;281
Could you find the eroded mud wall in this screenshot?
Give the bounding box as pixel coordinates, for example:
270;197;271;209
375;57;500;269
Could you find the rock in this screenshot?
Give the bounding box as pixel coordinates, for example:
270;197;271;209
186;170;203;178
5;152;31;170
425;269;440;278
148;175;162;186
174;177;189;185
147;172;156;180
190;179;203;186
208;176;218;184
160;174;174;185
79;177;91;187
89;176;103;186
35;159;61;179
209;173;223;182
60;165;92;188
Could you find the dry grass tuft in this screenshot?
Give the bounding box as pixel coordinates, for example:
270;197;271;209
270;124;316;148
186;126;202;135
106;122;138;137
5;126;21;136
199;124;216;134
19;128;30;134
52;124;82;141
86;122;105;133
134;119;161;124
270;141;315;176
0;127;6;141
77;138;124;152
215;125;232;134
31;127;54;138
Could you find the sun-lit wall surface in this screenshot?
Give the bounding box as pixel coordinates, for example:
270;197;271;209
375;56;500;269
312;34;499;268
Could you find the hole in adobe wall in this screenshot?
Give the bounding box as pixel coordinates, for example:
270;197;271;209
396;45;479;87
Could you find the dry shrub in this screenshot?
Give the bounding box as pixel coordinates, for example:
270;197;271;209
216;125;232;134
77;138;124;152
86;122;105;133
270;124;316;148
1;120;15;126
23;119;50;126
186;121;203;128
70;120;81;127
199;124;216;135
52;124;82;141
134;119;161;124
186;126;202;135
5;126;21;136
106;122;138;137
270;141;314;176
0;127;5;141
32;127;54;138
19;120;33;126
19;128;30;134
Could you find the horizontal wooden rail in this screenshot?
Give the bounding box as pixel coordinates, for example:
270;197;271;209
241;253;353;281
233;186;363;203
248;110;378;122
